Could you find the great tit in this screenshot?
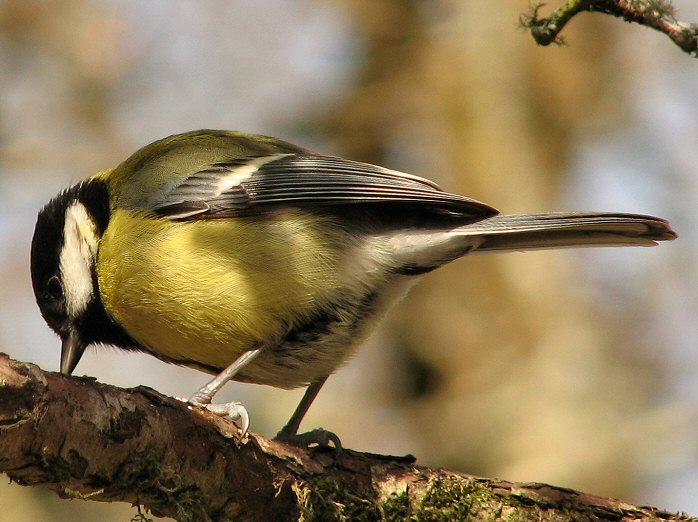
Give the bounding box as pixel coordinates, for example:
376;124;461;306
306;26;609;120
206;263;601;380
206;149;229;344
30;129;676;446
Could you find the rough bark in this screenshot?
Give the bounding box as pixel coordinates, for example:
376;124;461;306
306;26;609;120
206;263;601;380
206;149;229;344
522;0;698;57
0;353;694;522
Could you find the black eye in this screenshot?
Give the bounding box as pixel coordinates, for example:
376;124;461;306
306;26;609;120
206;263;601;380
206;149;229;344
46;275;63;301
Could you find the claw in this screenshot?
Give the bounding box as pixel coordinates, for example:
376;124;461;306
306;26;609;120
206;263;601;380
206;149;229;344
189;398;250;439
275;428;342;450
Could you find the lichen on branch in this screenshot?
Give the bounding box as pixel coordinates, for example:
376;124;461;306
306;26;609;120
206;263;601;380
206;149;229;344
521;0;698;57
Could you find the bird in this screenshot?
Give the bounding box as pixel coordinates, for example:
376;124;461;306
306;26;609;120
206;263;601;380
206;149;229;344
30;129;676;447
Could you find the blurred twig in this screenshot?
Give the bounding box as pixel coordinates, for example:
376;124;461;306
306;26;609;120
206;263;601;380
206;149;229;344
0;353;695;521
521;0;698;57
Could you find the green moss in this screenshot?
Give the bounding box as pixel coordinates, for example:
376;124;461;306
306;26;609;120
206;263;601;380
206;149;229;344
379;489;411;521
401;475;550;522
415;476;491;522
290;472;665;521
297;472;698;522
290;474;515;522
293;476;382;522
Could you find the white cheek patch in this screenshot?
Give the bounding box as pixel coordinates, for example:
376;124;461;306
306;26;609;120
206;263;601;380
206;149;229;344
60;202;99;317
216;154;291;194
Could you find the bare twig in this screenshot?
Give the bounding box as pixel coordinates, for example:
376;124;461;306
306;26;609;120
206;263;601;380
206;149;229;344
0;353;694;521
521;0;698;57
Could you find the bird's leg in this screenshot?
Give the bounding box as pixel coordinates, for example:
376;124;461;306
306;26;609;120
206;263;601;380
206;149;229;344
275;376;342;449
188;347;264;438
277;376;326;436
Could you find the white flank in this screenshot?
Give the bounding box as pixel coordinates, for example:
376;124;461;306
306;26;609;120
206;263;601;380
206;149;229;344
60;202;99;317
216;154;291;194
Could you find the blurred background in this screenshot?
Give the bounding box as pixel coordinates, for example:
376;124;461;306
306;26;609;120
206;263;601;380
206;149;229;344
1;1;697;520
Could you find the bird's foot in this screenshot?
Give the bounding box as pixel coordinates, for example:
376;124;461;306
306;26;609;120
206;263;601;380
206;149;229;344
187;393;250;440
275;427;342;450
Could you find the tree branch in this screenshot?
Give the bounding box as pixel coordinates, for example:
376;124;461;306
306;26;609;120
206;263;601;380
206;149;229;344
0;353;694;521
521;0;698;57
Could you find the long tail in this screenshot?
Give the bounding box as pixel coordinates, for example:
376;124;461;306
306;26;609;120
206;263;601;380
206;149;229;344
387;212;675;274
462;213;676;253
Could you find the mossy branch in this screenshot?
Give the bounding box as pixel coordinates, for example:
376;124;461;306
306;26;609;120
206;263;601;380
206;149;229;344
0;353;694;521
521;0;698;57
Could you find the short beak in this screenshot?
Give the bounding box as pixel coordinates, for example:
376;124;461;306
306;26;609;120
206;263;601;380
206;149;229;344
61;327;87;375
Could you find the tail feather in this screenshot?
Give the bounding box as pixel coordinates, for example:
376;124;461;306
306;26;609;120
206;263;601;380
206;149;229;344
461;213;676;253
385;212;675;275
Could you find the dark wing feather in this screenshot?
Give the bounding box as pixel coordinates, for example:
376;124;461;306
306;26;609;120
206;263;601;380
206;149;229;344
150;154;497;221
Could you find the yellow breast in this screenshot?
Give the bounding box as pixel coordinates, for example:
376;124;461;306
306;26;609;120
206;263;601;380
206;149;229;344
96;209;342;372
